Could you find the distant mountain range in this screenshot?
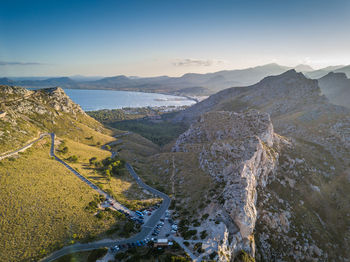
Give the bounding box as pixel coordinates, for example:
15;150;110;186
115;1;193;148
1;63;350;96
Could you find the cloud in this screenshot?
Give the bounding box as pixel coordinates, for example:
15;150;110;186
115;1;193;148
173;58;225;67
0;61;44;66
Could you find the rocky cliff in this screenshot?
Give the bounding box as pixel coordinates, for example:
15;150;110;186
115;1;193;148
173;110;282;261
168;70;350;261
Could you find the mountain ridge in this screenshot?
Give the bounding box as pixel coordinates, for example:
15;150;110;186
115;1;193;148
2;63;349;96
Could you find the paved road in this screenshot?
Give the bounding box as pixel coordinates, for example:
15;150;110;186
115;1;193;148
41;137;171;262
49;133;133;216
0;133;50;161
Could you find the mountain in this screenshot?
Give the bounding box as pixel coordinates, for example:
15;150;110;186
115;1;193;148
305;65;348;78
294;64;314;72
76;63;291;95
3;63;349;97
0;77;16;85
19;77;77;88
160;70;350;260
0;77;78;89
318;72;350;108
174;70;350;158
334;64;350;77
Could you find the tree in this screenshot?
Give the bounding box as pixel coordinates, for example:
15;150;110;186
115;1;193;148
67;155;78;163
105;169;111;181
61;146;68;154
89;157;97;165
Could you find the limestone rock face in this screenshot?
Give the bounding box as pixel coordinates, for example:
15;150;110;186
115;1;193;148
173;110;279;259
44;87;85;115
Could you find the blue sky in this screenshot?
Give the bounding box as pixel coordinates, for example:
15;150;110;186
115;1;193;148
1;0;350;77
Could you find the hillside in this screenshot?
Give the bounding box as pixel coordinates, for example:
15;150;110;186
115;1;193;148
134;70;350;260
0;85;159;261
0;85;113;154
129;104;350;260
318;72;350;108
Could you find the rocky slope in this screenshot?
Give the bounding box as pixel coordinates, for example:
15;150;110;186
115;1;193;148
0;85;108;154
167;70;350;261
172;110;282;261
174;70;350;160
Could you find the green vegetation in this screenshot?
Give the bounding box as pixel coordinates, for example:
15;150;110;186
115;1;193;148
66;155;78;163
110;119;188;146
87;108;188;146
200;230;208;239
234;250;255;262
56;137;161;211
87;108;157;123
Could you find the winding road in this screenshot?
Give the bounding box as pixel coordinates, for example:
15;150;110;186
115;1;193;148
40;133;171;262
0;133;50;161
49;133;133;216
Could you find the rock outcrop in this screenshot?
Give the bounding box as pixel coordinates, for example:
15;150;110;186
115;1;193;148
173;110;280;260
44;87;85;115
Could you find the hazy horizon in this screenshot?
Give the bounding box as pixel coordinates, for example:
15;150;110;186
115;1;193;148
1;62;348;79
1;0;350;77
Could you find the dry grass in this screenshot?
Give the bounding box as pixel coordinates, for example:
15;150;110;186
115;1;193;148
0;138;123;262
56;136;161;211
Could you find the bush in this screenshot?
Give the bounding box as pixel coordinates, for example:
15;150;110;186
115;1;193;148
200;230;208;239
170;256;191;262
182;229;197;239
61;146;68;154
66;155;78;163
234;250;255;262
89;157;97;165
201;213;209;220
209;251;217;260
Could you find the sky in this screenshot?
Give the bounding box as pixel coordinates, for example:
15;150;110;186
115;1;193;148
0;0;350;77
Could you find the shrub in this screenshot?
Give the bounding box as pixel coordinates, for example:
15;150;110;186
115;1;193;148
235;250;255;262
201;213;209;220
209;251;217;260
61;146;68;154
66;155;78;163
200;230;208;239
89;157;97;165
